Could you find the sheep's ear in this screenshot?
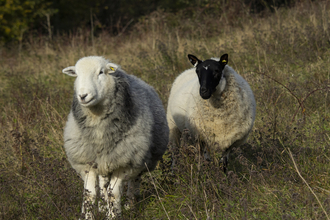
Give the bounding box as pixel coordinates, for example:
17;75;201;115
219;54;228;65
62;66;77;77
188;54;202;67
106;63;119;73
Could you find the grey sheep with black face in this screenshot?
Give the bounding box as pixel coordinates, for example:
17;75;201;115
62;56;169;219
167;53;256;172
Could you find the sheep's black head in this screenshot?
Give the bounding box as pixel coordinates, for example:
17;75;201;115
188;53;228;99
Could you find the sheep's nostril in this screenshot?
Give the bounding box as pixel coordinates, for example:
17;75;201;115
79;94;88;100
200;87;208;94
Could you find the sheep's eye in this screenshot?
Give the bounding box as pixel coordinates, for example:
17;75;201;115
214;68;221;74
99;71;104;75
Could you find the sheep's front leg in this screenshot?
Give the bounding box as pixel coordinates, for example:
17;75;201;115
81;169;97;220
107;171;125;217
125;175;141;210
98;175;109;213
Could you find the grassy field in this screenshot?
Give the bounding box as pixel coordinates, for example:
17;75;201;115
1;0;330;219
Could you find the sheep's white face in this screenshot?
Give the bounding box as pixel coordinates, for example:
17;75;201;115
62;56;118;107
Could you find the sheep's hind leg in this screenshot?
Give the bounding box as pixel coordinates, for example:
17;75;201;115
168;120;181;172
203;144;212;161
222;151;230;174
81;169;97;220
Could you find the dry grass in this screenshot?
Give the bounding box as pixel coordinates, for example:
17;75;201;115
1;0;330;219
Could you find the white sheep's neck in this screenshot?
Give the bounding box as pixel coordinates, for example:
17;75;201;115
87;103;107;116
208;77;226;108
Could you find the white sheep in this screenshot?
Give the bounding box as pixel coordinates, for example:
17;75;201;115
62;56;169;219
167;53;256;171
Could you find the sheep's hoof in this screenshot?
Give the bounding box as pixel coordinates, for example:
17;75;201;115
124;202;131;211
203;150;211;161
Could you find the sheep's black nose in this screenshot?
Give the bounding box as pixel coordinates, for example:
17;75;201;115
79;93;88;100
200;87;208;94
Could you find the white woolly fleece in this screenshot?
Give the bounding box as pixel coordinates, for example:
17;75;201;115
167;64;256;154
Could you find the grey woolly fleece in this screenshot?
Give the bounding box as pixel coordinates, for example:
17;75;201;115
64;69;169;178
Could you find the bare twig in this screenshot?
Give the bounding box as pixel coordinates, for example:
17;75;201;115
287;148;330;220
203;189;210;219
257;71;304;111
290;87;330;123
117;19;134;37
145;163;170;220
90;8;94;49
257;72;330;124
185;202;198;220
315;186;330;194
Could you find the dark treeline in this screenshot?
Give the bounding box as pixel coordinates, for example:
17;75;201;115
0;0;297;44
